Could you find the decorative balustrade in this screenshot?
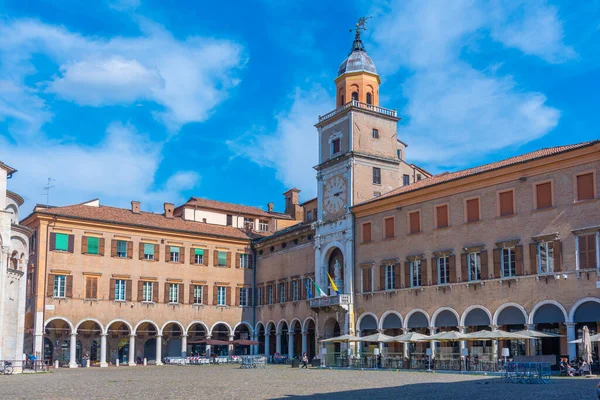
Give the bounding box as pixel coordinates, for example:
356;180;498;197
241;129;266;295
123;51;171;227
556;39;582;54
318;100;397;123
309;294;351;308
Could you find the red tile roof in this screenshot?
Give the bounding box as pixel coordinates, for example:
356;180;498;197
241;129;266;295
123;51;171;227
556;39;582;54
359;141;599;206
181;197;291;219
34;204;267;240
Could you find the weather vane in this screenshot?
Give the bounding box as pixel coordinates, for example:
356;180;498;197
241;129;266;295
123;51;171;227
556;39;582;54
350;16;372;34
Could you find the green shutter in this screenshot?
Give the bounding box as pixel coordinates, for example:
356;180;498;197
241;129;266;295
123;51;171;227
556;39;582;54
170;246;180;254
218;251;226;266
87;237;99;255
194;248;204;255
55;234;69;251
144;243;154;256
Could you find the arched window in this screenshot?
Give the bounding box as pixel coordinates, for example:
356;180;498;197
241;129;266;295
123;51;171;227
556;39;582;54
366;92;372;105
351;92;358;101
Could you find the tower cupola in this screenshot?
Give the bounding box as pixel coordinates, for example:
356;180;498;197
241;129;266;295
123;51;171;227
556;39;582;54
335;17;380;107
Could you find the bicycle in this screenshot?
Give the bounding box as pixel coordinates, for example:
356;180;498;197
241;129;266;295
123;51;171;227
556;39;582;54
0;361;14;375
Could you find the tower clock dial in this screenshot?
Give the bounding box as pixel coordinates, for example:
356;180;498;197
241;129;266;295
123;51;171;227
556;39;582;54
323;175;347;214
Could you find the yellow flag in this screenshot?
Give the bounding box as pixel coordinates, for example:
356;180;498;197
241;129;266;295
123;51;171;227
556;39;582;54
327;273;340;294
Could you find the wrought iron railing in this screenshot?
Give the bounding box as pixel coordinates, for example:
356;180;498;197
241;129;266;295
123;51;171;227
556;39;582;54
309;294;351;308
318;100;397;122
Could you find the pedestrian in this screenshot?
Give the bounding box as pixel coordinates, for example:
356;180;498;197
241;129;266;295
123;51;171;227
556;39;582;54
301;352;308;369
29;353;36;370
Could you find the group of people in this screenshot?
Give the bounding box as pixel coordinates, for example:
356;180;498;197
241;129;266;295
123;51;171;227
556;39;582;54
560;357;590;376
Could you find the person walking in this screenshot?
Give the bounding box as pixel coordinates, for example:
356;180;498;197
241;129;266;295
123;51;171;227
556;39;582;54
301;352;309;369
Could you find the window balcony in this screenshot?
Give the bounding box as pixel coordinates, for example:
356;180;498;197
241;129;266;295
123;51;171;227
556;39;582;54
309;294;351;309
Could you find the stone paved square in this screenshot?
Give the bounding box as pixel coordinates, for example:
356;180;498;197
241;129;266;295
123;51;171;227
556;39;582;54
0;366;598;399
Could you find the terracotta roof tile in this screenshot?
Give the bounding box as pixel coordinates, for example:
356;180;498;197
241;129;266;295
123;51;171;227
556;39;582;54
182;197;291;219
35;204;268;240
359;141;599;206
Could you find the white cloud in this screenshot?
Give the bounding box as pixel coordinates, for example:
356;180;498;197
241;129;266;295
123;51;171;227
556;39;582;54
227;85;332;198
0;18;245;130
488;0;576;63
108;0;141;11
368;0;569;169
0;122;199;212
49;57;163;106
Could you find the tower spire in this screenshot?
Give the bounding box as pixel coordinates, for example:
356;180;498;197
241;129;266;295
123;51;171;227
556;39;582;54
349;16;371;55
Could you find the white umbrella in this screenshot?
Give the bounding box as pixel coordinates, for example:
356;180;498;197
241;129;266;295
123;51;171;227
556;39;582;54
320;334;360;343
512;329;564;339
582;326;593;367
383;332;430;343
355;332;393;342
465;330;530;340
419;330;469;342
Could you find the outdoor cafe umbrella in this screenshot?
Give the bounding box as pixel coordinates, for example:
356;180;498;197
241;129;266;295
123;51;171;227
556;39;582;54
188;339;231;345
465;330;530;340
320;334;361;343
582;326;593;367
568;333;600;343
355;333;393;342
419;330;469;342
233;339;260;346
384;332;430;343
512;329;564;339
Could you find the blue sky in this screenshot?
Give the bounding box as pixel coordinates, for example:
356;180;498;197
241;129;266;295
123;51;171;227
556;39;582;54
0;0;598;214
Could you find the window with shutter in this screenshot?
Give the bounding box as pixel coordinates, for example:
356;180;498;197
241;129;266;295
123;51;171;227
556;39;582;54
501;248;516;277
384;217;395;238
576;173;595;201
498;190;515;217
143;243;155;260
410;261;421;287
578;234;597;269
409;211;420;234
115;279;126;301
239;288;248;307
535;182;552;209
169;246;180;263
468;252;481;281
362;223;372;243
54;275;66;297
142;282;153;302
537;242;554;274
55;234;69;252
168;283;179;303
87;237;99;255
217;251;227;266
436;205;449;229
116;240;127;258
438;256;450;284
466;198;480;223
372;167;381;185
217;286;226;306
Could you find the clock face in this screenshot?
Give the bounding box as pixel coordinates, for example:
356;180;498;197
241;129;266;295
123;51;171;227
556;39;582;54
323;175;347;214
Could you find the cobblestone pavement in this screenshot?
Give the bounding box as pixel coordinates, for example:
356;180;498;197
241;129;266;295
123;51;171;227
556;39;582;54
0;365;597;399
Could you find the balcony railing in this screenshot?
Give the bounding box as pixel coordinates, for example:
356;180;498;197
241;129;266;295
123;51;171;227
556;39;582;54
309;294;351;308
318;100;397;123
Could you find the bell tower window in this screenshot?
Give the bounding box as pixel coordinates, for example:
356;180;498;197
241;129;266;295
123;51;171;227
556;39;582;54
351;92;358;101
366;92;372;105
331;138;341;155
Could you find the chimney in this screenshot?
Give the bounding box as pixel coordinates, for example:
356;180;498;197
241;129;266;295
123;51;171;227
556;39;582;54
164;202;174;219
283;188;302;220
267;202;274;213
131;201;141;214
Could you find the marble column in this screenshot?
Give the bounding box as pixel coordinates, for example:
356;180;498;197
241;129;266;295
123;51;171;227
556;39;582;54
429;326;437;359
301;332;308;355
229;335;235;355
181;335;188;357
276;333;282;354
264;334;270;356
288;333;294;359
100;333;108;367
33;333;43;359
491;325;498;362
128;334;136;366
69;333;78;368
205;335;212;356
402;329;409;359
155;335;163;365
566;323;576;360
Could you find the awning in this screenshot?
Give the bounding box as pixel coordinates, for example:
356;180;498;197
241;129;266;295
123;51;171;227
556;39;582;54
188;339;231;345
233;339;259;346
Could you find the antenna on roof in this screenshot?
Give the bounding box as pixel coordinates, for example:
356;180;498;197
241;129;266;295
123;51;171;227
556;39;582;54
41;177;55;208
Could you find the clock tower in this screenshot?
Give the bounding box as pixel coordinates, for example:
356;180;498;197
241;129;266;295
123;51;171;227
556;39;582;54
313;18;403;336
